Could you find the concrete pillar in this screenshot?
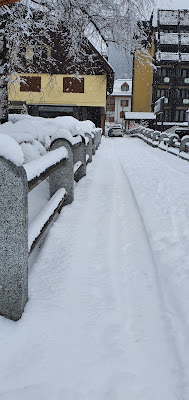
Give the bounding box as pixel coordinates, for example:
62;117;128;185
73;138;86;182
0;157;28;321
50;138;74;206
85;133;93;163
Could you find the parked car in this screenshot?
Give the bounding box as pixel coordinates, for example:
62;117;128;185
108;124;124;137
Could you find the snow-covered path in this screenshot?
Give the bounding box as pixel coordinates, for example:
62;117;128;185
0;137;189;399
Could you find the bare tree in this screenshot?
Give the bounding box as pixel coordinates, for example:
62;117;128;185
0;0;154;123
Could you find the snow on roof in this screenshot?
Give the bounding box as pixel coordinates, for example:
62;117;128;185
111;79;132;97
84;21;108;58
125;112;156;120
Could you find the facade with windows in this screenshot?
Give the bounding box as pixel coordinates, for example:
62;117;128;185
132;9;189;129
106;79;132;127
152;9;189;124
8;21;114;131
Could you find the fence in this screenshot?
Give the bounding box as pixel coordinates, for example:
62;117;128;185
129;126;189;162
0;129;101;321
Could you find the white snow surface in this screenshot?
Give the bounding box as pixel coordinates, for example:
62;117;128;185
9;115;96;141
51;129;81;146
74;160;82;173
0;134;24;166
28;188;66;252
24;147;68;182
1;138;189;398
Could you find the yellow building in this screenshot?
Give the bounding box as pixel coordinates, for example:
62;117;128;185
8;22;114;131
124;18;156;129
132;44;155;113
9;73;108;127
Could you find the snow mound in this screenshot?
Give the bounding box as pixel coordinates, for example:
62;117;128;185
21;140;47;163
0;134;24;166
24;146;68;182
6;114;98;163
51;129;82;146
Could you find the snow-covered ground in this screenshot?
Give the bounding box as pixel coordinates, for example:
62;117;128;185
0;137;189;399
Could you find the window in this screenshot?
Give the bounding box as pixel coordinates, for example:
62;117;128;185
121;100;129;107
20;76;41;92
175;109;186;122
120;111;124;118
121;82;129;91
63;77;84;93
109;117;114;122
177;89;189;98
164;109;170;122
156;89;169;98
180;27;189;33
158;68;171;77
161;26;177;33
177;69;188;78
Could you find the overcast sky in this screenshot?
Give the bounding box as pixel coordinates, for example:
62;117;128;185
110;0;189;79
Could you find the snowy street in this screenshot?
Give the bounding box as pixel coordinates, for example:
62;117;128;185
1;137;189;399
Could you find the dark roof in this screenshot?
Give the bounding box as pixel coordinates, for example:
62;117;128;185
15;21;114;92
0;0;20;5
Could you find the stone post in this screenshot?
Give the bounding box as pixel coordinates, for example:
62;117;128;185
97;130;101;147
0;157;28;321
93;131;98;151
73;137;86;182
92;134;96;155
49;138;74;206
180;137;189;153
85;133;93;163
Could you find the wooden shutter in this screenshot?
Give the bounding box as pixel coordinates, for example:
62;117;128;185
20;76;41;92
63;77;84;93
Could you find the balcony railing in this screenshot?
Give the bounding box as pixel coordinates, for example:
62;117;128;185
159;33;179;45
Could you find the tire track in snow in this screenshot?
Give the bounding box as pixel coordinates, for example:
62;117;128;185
114;137;188;398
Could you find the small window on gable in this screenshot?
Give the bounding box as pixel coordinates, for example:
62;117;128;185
20;76;41;92
121;82;129;92
121;100;129;107
63;77;84;93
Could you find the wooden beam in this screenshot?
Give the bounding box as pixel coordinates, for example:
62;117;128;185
0;0;20;6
